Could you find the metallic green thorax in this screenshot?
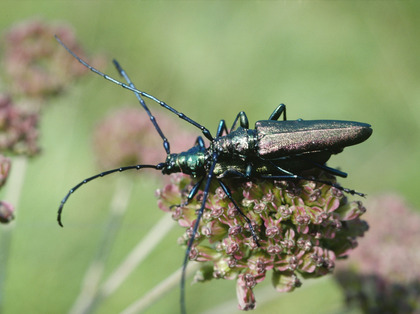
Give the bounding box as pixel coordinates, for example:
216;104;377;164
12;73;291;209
162;146;207;177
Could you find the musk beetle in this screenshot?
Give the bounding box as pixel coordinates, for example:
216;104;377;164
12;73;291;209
55;36;372;313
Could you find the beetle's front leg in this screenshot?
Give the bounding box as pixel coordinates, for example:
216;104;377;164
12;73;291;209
216;120;229;137
194;136;206;148
169;177;204;210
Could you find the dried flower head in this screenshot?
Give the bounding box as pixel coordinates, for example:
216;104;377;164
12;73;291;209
93;107;197;170
156;169;368;310
335;194;420;312
2;19;91;98
0;94;40;156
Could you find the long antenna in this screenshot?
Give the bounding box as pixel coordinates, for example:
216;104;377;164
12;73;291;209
112;59;171;155
55;35;214;141
57;163;164;227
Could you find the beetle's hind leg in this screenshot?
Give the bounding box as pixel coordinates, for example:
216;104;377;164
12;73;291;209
309;161;348;178
262;158;365;196
260;173;366;197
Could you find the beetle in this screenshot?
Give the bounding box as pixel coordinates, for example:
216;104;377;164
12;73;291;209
55;36;372;313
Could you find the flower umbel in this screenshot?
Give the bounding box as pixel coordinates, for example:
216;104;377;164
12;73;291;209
93;107;196;170
2;19;91;99
335;194;420;312
157;169;368;310
0;94;40;156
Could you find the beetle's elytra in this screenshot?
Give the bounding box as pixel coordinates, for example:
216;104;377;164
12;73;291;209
55;36;372;314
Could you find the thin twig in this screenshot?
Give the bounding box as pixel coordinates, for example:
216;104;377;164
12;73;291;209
69;175;133;314
121;262;200;314
76;211;176;312
100;213;175;297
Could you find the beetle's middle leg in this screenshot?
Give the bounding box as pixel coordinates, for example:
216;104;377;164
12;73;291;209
269;103;287;121
230;111;249;132
217;178;260;246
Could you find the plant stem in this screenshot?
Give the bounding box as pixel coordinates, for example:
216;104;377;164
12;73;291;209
121;262;200;314
70;181;176;313
99;213;175;297
69;175;133;314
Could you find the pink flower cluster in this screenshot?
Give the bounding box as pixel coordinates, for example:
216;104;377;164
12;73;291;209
335;194;420;312
157;170;368;310
0;19;100;223
93;107;197;170
0;95;39;156
3;19;90;98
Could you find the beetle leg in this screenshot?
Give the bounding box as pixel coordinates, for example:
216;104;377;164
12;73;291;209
217;163;254;180
169;136;205;209
217;169;247;179
181;153;219;314
265;159;297;176
217;179;260;246
308;161;348;178
194;136;205;148
260;174;366;197
269;103;287;121
230;111;249;132
216;119;229;137
263;158;364;196
169;177;204;210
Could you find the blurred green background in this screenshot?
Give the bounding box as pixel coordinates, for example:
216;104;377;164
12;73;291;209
1;1;419;313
